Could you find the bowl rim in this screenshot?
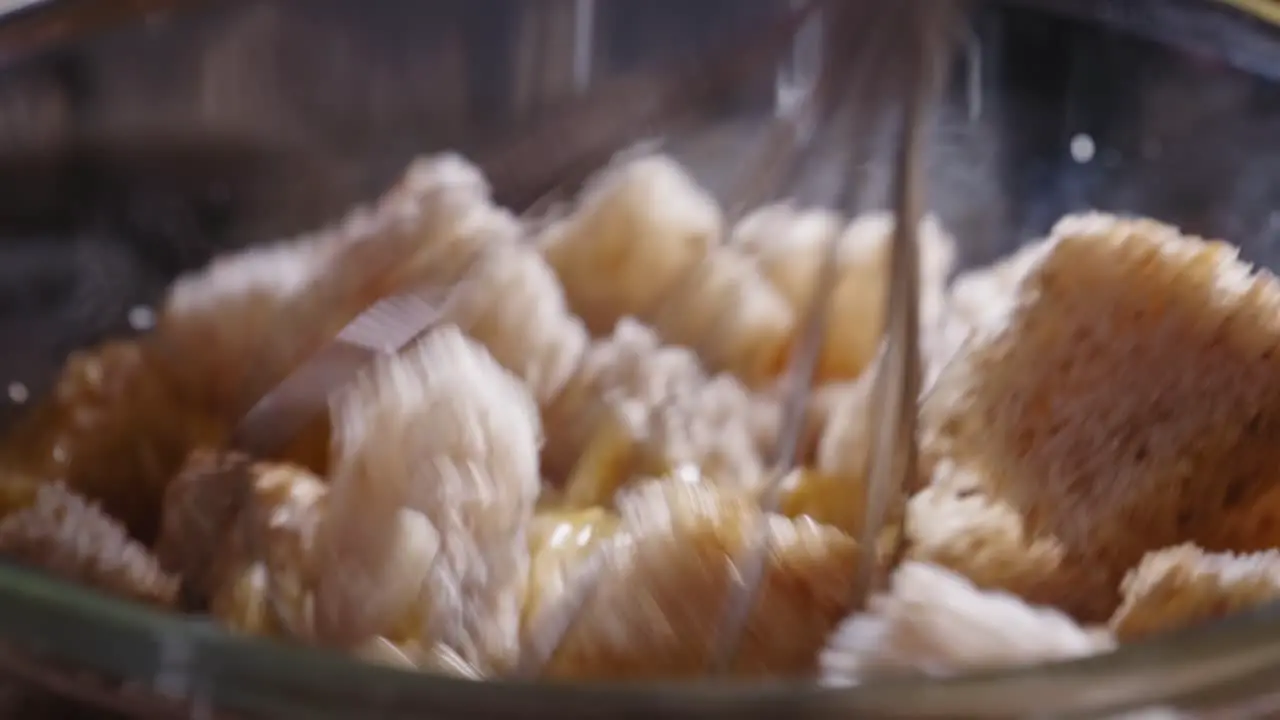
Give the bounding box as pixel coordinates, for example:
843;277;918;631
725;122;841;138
4;561;1280;718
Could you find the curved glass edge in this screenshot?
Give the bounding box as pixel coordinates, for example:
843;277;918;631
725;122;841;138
3;563;1280;718
1218;0;1280;28
997;0;1280;82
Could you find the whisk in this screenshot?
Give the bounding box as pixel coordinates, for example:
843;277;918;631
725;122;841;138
230;0;956;681
514;0;957;676
720;0;952;673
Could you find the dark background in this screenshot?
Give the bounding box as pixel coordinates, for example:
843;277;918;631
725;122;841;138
0;0;1273;424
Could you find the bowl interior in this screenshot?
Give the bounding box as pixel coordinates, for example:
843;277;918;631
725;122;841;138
0;0;1279;716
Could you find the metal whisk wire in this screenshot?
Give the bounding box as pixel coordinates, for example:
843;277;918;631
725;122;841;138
708;0;956;672
853;0;955;608
514;0;955;679
510;2;828;680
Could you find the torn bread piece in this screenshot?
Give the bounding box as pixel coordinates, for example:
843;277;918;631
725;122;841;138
0;483;178;607
820;561;1113;685
211;329;542;676
277;231;552;479
646;246;795;389
443;242;590;407
204;458;439;677
922;213;1280;619
1110;543;1280;642
540;154;722;336
932;239;1050;381
319;327;542;673
0;340;220;541
156;153;514;420
904;482;1086;615
541;318;704;483
542;478;857;680
379;153;522;292
733;208;955;383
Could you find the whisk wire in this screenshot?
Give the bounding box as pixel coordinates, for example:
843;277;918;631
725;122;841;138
514;4;835;679
232;0;954;681
515;0;956;677
707;0;954;672
853;0;954;608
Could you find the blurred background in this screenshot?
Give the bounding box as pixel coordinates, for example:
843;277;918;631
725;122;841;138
0;0;1273;422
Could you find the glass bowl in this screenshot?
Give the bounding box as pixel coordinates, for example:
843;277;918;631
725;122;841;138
1;0;1280;716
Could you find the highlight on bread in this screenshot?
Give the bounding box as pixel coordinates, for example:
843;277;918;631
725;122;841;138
0;482;178;608
3;150;1278;689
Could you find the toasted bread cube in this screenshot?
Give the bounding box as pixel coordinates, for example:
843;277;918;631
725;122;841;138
540;155;721;336
541;319;704;483
542;479;858;679
903;481;1098;616
0;483;178;607
1110;543;1280;642
922;213;1280;619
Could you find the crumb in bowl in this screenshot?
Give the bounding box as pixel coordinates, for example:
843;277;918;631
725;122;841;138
3;151;1280;688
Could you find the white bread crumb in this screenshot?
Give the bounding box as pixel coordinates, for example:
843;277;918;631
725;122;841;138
821;561;1113;685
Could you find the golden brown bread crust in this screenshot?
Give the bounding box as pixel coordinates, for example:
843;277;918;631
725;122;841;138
0;340;221;542
0;483;178;607
1110;543;1280;642
544;479;857;679
904;482;1077;611
320;327;542;672
154;449;257;608
646;245;795;389
921;212;1280;620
